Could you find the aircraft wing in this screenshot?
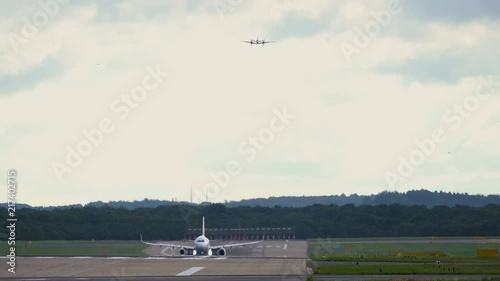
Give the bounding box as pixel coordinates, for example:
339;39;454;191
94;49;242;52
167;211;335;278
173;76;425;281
209;240;262;249
140;234;194;249
241;40;253;44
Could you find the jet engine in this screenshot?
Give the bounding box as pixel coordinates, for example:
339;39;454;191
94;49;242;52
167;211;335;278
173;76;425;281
179;248;186;256
217;248;226;256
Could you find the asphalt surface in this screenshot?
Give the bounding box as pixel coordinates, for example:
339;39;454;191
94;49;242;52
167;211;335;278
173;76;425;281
2;277;306;281
0;240;307;278
0;256;306;278
2;239;498;280
3;275;499;281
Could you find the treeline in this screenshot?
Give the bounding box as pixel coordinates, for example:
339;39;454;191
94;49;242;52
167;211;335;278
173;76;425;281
4;190;500;210
2;203;499;240
226;190;500;208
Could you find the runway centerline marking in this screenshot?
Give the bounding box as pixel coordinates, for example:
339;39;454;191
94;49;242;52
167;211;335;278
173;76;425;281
176;266;205;276
284;244;288;250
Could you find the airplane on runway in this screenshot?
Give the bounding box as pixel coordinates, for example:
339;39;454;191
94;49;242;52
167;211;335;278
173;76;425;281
140;217;262;256
242;37;274;46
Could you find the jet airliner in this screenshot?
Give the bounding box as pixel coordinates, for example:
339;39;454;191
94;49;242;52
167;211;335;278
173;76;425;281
140;217;262;256
242;37;274;46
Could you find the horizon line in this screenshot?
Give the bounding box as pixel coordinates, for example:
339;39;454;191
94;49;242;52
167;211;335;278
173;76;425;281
5;189;500;208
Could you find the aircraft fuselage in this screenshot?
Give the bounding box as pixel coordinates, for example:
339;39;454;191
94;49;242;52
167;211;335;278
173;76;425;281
194;235;211;255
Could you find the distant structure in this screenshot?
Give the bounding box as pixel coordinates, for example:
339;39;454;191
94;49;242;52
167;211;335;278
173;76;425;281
185;227;295;240
189;185;209;204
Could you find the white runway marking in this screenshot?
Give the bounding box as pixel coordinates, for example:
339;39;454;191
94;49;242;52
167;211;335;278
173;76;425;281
257;246;263;248
276;245;281;248
283;244;288;250
266;245;272;248
176;266;205;276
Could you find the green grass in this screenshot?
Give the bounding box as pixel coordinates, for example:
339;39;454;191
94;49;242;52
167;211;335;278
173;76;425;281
1;240;148;256
313;264;500;275
311;255;500;263
308;237;500;242
346;279;500;281
308;239;500;258
308;238;500;277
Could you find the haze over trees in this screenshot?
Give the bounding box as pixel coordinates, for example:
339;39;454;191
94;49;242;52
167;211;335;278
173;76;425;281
4;190;500;210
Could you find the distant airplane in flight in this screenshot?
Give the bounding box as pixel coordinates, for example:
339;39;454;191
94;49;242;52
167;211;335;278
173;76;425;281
242;37;274;46
140;216;262;256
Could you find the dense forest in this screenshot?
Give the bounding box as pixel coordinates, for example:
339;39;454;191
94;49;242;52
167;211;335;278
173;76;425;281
4;190;500;210
2;203;499;240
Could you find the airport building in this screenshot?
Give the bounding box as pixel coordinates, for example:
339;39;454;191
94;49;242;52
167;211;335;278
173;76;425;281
184;227;295;240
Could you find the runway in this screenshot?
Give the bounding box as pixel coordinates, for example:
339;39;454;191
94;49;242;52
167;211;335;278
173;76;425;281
2;239;497;280
2;277;309;281
3;274;498;281
144;239;306;258
0;257;307;278
0;241;307;279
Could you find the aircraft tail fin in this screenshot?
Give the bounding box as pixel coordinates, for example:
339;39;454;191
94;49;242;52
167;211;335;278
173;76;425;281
202;216;205;236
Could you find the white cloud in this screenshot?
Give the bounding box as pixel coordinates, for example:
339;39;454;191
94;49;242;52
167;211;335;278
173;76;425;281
339;1;368;21
1;0;499;206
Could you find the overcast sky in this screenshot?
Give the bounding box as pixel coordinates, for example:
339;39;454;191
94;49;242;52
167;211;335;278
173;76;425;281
1;0;499;206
